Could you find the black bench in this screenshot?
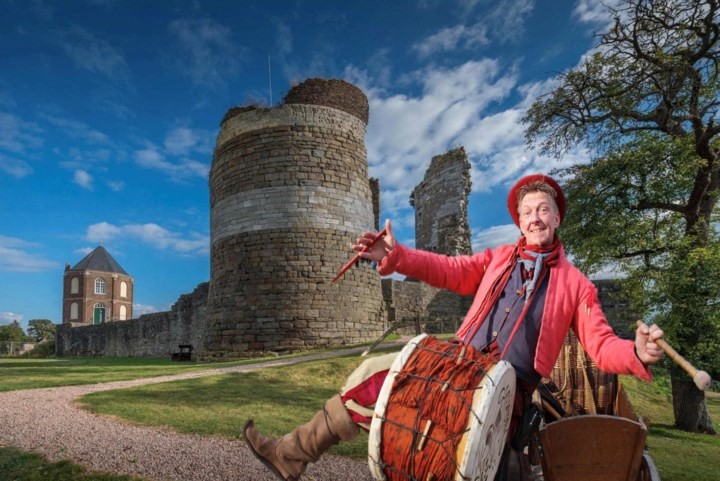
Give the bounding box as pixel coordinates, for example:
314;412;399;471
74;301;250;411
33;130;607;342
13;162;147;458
171;344;193;362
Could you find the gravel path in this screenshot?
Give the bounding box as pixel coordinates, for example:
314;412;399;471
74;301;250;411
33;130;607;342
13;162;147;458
0;344;405;481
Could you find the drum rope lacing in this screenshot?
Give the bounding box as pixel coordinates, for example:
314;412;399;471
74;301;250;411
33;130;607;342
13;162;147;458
369;337;499;481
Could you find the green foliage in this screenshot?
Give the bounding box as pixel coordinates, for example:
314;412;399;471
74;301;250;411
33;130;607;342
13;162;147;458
0;320;31;343
559;134;720;379
26;319;56;342
524;0;720;432
21;340;56;358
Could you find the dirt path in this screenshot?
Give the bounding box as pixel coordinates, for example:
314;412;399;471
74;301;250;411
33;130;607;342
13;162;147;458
0;344;406;481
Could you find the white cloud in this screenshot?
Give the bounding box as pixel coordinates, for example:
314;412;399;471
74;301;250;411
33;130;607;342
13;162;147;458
41;114;109;144
472;224;520;251
0;311;24;325
168;17;241;87
74;246;94;257
486;0;535;44
274;20;293;56
0;112;43;153
134;147;209;182
573;0;622;26
0;236;59;272
163;127;214;156
415;0;534;57
86;221;209;256
106;180;125;192
413;22;489;57
133;303;163;316
86;222;122;242
351;59;517;215
58;25;130;82
0;154;32;178
73;169;93;189
164;127;199;155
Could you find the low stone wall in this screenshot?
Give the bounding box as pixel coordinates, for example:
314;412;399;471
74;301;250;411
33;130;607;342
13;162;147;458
381;278;473;335
56;283;208;358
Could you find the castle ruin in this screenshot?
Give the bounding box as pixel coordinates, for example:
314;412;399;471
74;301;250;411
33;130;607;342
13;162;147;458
204;79;385;358
55;78;632;359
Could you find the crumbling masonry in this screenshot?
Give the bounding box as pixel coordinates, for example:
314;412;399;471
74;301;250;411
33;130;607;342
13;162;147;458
56;78;632;359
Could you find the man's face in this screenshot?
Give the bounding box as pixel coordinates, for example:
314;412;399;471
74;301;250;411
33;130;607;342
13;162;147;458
518;191;560;246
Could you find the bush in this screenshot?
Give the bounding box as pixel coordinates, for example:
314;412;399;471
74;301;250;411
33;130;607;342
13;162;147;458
21;340;56;358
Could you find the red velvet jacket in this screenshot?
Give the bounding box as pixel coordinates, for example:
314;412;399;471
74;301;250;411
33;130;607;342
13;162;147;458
378;242;651;381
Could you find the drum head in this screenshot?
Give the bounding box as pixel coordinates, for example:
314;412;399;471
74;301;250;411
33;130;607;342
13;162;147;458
368;334;516;481
455;359;515;481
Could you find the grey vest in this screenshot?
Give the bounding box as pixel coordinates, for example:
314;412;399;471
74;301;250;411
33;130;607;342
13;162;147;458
467;262;550;385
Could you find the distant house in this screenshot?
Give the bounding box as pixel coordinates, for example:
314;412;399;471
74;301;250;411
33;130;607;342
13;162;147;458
62;246;134;325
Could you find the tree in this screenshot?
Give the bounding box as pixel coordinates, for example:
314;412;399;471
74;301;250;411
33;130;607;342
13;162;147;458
27;319;56;342
524;0;719;434
0;320;31;343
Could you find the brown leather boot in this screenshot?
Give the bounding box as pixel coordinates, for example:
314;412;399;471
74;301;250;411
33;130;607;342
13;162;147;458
244;394;359;481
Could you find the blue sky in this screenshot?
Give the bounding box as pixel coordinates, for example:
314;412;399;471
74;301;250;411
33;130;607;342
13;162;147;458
0;0;614;328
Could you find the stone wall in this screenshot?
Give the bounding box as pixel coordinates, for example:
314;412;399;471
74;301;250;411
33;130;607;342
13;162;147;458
411;147;472;256
56;283;208;358
204;79;385;359
595;279;636;339
381;279;473;335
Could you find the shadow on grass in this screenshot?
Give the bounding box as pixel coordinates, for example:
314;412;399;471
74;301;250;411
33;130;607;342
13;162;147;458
0;446;144;481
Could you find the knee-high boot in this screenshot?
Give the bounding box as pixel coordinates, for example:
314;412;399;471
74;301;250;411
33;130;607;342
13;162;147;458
243;394;359;481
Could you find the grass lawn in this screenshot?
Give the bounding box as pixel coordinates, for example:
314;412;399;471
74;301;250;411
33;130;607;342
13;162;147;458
0;339;394;392
0;445;145;481
621;374;720;481
78;356;720;480
3;346;718;480
78;352;378;458
0;357;228;392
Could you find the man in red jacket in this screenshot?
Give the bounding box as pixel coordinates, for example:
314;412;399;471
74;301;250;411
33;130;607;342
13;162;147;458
244;174;665;481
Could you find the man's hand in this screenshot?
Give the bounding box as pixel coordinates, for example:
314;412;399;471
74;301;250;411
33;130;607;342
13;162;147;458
635;322;665;366
353;219;396;263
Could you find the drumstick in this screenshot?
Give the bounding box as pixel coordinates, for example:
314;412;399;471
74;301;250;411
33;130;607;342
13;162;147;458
541;399;563;420
332;227;387;283
635;321;712;391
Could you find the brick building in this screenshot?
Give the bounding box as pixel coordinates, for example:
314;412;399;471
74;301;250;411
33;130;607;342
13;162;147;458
62;245;133;325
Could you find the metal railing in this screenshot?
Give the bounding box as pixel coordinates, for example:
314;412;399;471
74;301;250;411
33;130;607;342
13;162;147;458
0;341;35;356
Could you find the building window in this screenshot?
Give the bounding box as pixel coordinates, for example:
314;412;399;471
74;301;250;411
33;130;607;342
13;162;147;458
93;303;106;324
120;281;128;298
119;305;127;320
95;278;106;295
71;277;79;294
70;302;79;320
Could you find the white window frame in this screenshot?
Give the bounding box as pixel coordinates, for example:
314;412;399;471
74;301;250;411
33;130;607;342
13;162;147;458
95;278;106;295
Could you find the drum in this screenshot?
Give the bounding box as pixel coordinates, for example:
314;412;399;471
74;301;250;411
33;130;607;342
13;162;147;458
368;334;515;481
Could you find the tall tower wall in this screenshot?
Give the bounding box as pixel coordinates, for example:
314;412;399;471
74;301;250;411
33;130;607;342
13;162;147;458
205;79;385;358
411;147;472;255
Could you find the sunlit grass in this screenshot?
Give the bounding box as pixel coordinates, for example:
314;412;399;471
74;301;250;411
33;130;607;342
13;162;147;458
0;340;391;392
0;357;223;392
5;344;718;479
621;373;720;481
78;352;399;458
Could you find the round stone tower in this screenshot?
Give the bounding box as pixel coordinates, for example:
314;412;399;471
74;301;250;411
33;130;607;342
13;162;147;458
204;78;385;358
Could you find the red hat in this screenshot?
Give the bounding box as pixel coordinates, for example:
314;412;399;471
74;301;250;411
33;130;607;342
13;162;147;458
507;174;566;227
